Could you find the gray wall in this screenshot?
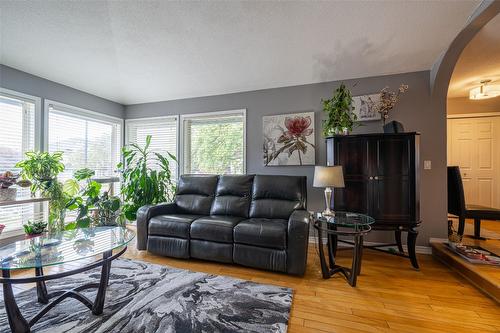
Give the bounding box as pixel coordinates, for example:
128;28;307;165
0;65;124;119
127;70;446;246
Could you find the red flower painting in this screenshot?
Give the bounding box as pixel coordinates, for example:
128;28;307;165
263;113;315;166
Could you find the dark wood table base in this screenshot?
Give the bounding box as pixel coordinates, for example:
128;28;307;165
314;223;370;287
1;247;126;333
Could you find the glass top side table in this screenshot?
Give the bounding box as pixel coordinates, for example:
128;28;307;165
313;211;374;286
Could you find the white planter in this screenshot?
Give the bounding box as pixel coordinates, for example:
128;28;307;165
0;187;17;202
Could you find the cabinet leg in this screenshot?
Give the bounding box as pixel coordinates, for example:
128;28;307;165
395;229;404;253
407;228;419;269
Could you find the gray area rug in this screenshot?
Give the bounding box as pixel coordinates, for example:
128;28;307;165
0;259;292;332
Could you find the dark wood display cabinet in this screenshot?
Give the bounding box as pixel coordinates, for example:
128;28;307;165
326;132;421;268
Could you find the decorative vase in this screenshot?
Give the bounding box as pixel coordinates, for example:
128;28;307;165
0;187;17;202
333;128;349;135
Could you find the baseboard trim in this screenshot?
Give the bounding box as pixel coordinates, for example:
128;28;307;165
308;237;432;254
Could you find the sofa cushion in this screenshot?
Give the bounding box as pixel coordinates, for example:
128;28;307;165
190;215;245;243
211;175;254;217
249;175;306;219
175;175;218;215
233;218;288;250
148;214;202;238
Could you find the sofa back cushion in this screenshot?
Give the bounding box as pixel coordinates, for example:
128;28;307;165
249;175;307;219
175;175;218;215
211;175;254;217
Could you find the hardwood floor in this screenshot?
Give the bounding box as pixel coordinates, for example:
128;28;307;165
10;232;500;333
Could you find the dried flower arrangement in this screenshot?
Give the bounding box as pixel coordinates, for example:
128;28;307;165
377;84;409;124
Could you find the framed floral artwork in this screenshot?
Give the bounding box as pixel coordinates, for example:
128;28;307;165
263;112;315;166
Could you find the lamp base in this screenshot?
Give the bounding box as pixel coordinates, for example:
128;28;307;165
323;187;335;216
322;208;334;216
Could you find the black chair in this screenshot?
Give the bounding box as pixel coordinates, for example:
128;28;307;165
447;166;500;239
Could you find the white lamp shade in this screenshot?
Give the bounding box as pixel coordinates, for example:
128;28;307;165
313;166;345;188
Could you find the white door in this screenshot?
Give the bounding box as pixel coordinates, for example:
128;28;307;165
447;116;500;208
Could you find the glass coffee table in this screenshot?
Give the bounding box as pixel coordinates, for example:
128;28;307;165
0;226;135;333
313;212;374;286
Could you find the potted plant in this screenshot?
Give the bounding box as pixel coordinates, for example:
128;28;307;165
118;135;177;221
0;171;20;201
95;192;122;226
16;151;72;232
23;219;48;238
16;151;65;194
63;168;123;229
322;83;358;136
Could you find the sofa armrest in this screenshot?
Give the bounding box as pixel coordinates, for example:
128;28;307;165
136;203;177;250
287;209;311;275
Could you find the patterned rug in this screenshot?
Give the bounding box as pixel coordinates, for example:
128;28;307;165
0;259;292;332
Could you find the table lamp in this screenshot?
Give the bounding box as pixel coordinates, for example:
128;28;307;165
313;166;345;216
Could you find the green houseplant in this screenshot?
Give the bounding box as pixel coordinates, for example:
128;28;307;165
16;151;73;232
15;151;65;194
64;168;123;229
118;135;177;221
322;83;358;136
23;219;48;237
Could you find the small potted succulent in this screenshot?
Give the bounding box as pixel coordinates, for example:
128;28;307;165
0;171;31;202
23;219;48;239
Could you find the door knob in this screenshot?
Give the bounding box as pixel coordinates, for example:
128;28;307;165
369;176;373;180
374;176;379;180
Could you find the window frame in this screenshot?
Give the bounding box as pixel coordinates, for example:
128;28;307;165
0;88;43;238
125;115;180;179
179;109;247;175
43;99;124;154
0;87;42;152
44;99;124;178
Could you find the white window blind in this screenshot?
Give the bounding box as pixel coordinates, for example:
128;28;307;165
182;110;245;175
47;103;122;181
0;92;43;236
0;94;35;171
126;117;178;178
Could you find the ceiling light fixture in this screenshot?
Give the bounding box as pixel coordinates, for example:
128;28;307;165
469;80;500;100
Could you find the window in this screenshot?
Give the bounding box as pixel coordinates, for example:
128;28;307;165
0;89;42;237
46;101;122;181
125;116;178;178
181;110;246;175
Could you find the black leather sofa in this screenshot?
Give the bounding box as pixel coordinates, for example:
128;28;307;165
137;174;310;275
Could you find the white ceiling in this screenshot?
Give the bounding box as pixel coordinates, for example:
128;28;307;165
448;13;500;98
0;1;479;105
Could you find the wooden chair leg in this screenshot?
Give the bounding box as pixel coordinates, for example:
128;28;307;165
473;218;481;239
457;217;465;236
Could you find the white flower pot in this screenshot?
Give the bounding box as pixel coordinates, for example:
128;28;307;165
0;187;17;202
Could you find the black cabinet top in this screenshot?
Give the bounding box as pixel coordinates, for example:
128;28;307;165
325;132;420;139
